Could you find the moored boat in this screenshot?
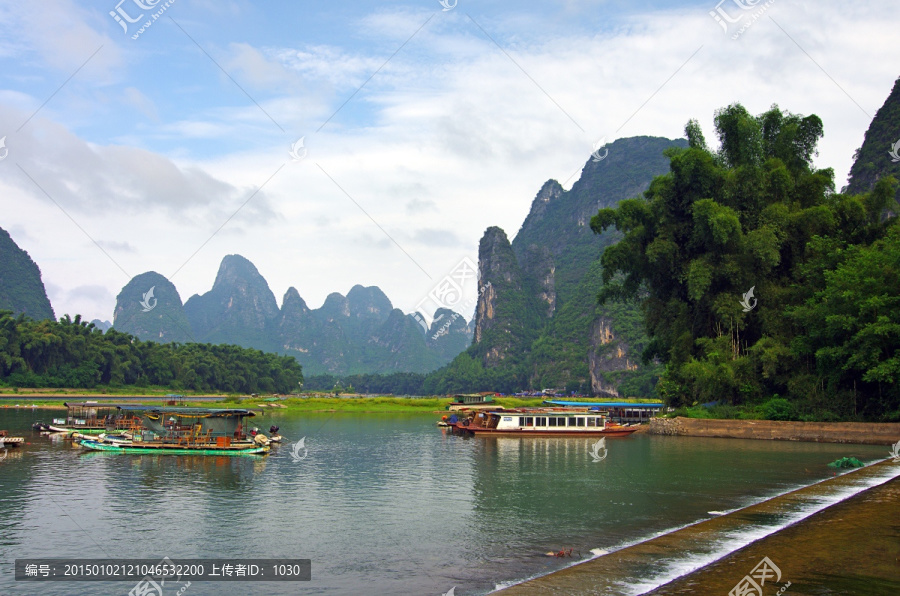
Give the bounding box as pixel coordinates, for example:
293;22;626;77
0;430;25;446
94;432;134;445
75;405;271;455
77;438;268;455
45;402;142;435
447;409;639;436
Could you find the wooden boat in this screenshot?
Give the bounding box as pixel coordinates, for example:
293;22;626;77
0;430;24;446
77;438;268;455
75;405;270;455
447;409;639;437
44;402;142;435
263;425;282;443
94;432;134;445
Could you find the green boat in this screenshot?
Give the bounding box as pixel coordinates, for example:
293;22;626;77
77;438;269;456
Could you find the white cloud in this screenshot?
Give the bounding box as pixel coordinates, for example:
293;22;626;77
1;0;123;83
223;42;301;91
2;0;896;325
0;106;278;225
410;228;463;247
96;240;137;253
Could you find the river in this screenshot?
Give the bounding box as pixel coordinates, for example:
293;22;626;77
0;407;891;595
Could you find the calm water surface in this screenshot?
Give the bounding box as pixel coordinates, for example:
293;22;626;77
0;407;890;595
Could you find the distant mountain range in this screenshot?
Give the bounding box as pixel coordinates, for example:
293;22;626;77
4;76;898;389
112;255;472;375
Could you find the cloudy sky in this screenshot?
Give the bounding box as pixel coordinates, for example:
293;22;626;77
0;0;896;323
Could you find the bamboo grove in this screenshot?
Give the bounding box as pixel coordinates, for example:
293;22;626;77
592;104;900;420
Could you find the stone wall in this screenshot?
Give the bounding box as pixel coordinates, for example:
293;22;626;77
648;417;900;445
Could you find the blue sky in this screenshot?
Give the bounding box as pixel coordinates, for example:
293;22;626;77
0;0;896;323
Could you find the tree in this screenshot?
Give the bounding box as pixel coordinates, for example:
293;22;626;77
591;103;898;418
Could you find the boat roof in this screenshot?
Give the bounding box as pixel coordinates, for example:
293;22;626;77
116;406;256;417
481;408;607;416
543;400;664;408
64;402;131;408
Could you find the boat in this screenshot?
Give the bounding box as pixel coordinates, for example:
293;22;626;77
267;425;283;443
77;438;268;455
44;402;142;435
94;432;135;445
447;392;498;412
447;409;640;436
75;405;271;455
0;430;25;447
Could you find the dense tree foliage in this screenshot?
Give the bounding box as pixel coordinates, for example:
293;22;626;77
592;103;899;420
303;372;426;395
0;311;303;393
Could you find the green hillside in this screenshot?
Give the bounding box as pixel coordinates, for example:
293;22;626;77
0;227;55;321
594;104;899;421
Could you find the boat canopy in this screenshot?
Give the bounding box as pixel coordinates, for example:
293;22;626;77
482;409;604;417
542;400;664;408
116;406;257;418
63;402;131;408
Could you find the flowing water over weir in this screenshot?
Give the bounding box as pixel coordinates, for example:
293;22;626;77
495;461;900;595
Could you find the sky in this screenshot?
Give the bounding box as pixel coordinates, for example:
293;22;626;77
0;0;896;324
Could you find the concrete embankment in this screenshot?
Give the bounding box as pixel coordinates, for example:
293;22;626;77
495;460;900;595
647;417;900;445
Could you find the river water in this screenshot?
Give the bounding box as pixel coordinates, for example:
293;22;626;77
0;407;891;595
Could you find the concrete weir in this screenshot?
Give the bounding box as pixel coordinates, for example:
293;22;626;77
493;460;900;595
647;417;900;445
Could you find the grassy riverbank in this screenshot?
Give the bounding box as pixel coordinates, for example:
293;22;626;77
0;395;562;412
0;389;666;413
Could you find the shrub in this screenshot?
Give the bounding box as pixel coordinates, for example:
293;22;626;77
760;397;798;421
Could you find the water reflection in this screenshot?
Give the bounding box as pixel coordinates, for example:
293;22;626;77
0;409;891;596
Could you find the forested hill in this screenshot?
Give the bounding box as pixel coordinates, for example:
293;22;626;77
425;136;686;396
0;227;54;321
846;76;900;201
594;104;899;421
0;311;303;393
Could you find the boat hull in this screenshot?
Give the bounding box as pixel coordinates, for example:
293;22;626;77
48;425;108;435
77;438;269;455
449;423;638;437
